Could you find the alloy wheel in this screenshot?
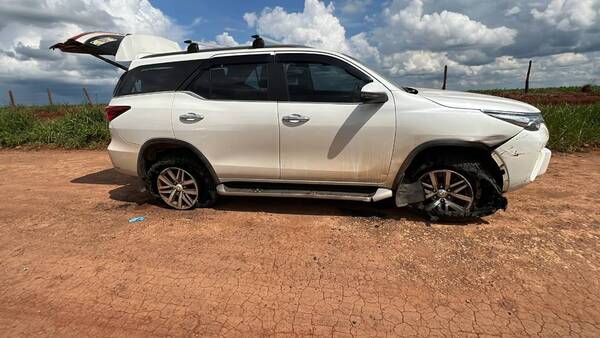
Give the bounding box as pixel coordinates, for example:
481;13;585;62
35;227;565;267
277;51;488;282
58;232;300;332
157;167;199;210
418;169;474;215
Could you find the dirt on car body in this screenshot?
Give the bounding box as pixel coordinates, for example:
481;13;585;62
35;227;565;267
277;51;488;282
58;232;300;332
0;150;599;336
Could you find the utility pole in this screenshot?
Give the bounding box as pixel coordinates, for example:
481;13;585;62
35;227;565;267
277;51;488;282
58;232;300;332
525;60;532;93
83;87;93;105
442;65;448;90
47;88;54;105
8;90;16;106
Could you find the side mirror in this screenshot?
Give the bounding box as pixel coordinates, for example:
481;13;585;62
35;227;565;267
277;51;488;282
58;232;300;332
360;82;388;104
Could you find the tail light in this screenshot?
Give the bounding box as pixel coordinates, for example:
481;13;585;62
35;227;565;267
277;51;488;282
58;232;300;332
105;105;130;121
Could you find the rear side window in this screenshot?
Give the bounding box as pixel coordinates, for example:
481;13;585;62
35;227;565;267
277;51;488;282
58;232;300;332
114;60;201;97
189;62;269;101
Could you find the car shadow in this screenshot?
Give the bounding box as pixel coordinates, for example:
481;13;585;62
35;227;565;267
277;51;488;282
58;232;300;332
71;168;488;224
327;103;380;159
71;168;153;205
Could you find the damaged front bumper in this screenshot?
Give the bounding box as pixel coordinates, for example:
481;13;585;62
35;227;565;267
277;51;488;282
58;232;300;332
493;124;551;192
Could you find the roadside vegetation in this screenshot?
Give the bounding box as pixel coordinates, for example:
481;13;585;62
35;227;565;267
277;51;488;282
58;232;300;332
0;89;598;152
0;104;109;149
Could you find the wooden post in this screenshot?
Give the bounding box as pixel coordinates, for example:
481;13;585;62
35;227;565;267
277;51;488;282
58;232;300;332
82;87;93;105
47;88;54;105
442;65;448;90
525;60;532;93
8;90;16;106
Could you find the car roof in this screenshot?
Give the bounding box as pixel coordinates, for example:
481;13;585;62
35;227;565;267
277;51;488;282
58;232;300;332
130;45;318;69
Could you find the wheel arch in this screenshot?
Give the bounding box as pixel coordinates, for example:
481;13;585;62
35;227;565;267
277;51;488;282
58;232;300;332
137;138;219;184
393;140;506;191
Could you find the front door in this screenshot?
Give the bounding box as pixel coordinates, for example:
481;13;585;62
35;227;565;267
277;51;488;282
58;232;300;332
171;54;280;180
276;53;396;184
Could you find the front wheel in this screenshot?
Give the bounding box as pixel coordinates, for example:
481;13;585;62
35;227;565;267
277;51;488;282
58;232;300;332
419;169;475;216
408;159;506;221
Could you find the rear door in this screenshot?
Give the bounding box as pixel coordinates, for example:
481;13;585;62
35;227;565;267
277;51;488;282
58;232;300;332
171;54;280;180
275;53;396;183
51;32;181;68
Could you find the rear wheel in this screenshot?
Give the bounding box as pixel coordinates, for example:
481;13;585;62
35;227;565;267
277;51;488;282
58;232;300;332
157;167;199;209
408;158;506;221
147;157;216;210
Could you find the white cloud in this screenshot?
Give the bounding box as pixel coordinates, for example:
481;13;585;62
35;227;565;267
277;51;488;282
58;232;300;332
215;32;239;47
531;0;599;31
340;0;372;15
243;0;379;63
505;6;521;16
379;0;517;51
544;52;590;67
243;12;257;28
0;0;185;104
382;51;473;77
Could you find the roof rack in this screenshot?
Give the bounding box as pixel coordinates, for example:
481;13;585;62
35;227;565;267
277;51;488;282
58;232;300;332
141;35;310;59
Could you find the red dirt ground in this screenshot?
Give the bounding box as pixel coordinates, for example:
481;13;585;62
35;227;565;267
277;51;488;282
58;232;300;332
0;150;599;337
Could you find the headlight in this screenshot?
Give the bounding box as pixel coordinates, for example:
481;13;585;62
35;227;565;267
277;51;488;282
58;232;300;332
483;110;545;131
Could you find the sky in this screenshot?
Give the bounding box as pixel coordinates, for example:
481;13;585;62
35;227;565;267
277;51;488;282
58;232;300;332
0;0;599;105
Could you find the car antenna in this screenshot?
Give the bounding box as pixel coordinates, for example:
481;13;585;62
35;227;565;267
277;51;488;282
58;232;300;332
251;35;265;48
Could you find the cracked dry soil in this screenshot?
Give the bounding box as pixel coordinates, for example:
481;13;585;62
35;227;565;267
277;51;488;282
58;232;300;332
0;150;599;337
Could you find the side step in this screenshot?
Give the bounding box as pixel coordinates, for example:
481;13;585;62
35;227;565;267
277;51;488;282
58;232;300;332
216;183;393;202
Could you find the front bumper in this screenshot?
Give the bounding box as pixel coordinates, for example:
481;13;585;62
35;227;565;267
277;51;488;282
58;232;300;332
493;125;551;192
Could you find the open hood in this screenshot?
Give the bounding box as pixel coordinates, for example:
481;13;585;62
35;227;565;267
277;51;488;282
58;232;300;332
50;32;181;70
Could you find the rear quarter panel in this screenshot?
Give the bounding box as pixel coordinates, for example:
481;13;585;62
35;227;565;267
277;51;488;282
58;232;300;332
109;92;175;145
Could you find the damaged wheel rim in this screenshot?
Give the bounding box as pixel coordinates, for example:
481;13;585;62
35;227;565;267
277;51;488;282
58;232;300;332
419;170;474;215
157;167;199;210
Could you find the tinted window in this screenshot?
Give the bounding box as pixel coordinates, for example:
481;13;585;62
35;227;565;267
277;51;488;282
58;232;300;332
190;63;269;100
281;56;370;102
114;60;200;96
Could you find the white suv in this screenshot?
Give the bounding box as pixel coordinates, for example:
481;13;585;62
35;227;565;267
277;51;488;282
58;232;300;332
53;33;551;220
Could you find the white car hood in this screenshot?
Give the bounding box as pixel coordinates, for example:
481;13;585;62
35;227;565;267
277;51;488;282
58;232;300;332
416;88;540;113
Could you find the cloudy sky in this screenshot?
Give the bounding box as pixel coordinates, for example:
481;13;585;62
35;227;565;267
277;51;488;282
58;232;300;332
1;0;599;105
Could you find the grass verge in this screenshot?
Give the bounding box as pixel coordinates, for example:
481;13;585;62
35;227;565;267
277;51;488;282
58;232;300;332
0;105;109;149
540;103;599;152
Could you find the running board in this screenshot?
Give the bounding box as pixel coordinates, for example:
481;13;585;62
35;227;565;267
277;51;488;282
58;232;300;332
216;184;392;202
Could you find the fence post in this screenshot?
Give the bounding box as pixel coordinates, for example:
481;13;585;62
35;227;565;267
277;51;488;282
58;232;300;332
525;60;532;93
8;90;16;106
47;88;54;105
82;87;93;105
442;65;448;90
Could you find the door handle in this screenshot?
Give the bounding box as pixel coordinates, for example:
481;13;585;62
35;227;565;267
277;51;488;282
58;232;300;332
282;114;310;125
179;112;204;124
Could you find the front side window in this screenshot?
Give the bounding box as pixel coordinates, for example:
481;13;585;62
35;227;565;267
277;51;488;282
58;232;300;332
114;60;200;96
190;62;269;101
280;55;371;103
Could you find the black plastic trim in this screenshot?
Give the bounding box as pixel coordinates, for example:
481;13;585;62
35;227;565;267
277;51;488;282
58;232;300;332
224;181;378;194
392;140;495;188
137;138;219;184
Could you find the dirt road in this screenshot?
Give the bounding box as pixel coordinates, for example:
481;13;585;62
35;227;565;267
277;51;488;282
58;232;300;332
1;150;599;337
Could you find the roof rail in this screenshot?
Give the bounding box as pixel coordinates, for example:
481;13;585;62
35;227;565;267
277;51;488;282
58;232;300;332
141;43;311;59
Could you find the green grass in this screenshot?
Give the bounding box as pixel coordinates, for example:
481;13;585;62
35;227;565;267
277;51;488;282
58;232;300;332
540;103;600;152
0;102;598;152
0;105;109;149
